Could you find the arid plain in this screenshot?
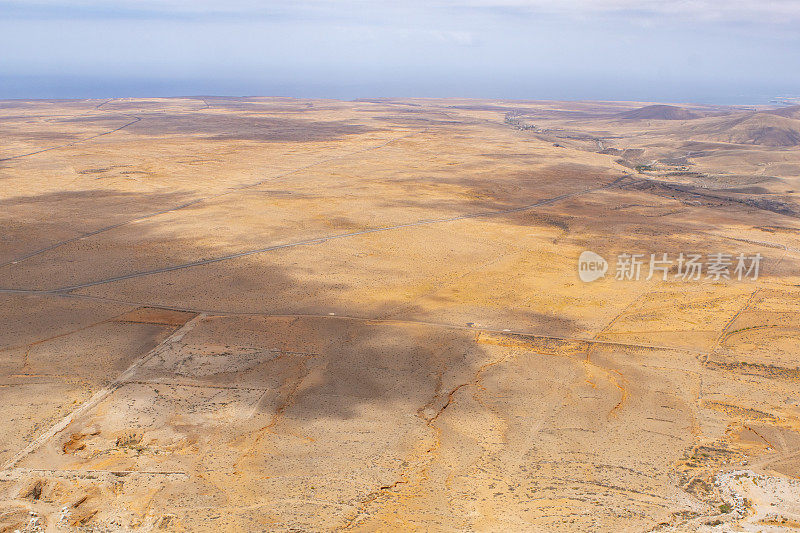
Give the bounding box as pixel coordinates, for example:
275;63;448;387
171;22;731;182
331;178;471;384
1;96;800;531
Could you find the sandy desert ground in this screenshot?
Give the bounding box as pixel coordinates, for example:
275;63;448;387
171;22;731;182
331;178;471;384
1;96;800;531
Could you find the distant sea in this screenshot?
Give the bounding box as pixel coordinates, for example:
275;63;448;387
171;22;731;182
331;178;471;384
0;75;796;107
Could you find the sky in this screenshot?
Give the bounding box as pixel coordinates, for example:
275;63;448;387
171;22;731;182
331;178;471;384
1;0;799;103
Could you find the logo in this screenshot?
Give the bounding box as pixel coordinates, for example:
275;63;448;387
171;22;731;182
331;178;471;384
578;251;608;282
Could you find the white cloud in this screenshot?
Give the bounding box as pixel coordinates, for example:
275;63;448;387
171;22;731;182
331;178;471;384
5;0;800;23
455;0;800;23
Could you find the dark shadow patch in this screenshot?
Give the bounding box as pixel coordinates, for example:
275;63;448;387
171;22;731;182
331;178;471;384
134;311;581;420
372;115;462;126
385;162;620;214
0;188;192;213
0;189;199;267
62;113;376;142
0;131;83;144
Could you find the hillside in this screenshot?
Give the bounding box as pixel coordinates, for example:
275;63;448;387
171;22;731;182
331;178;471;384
618;104;702;120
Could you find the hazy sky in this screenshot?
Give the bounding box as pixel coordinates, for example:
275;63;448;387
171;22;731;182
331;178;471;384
1;0;799;103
